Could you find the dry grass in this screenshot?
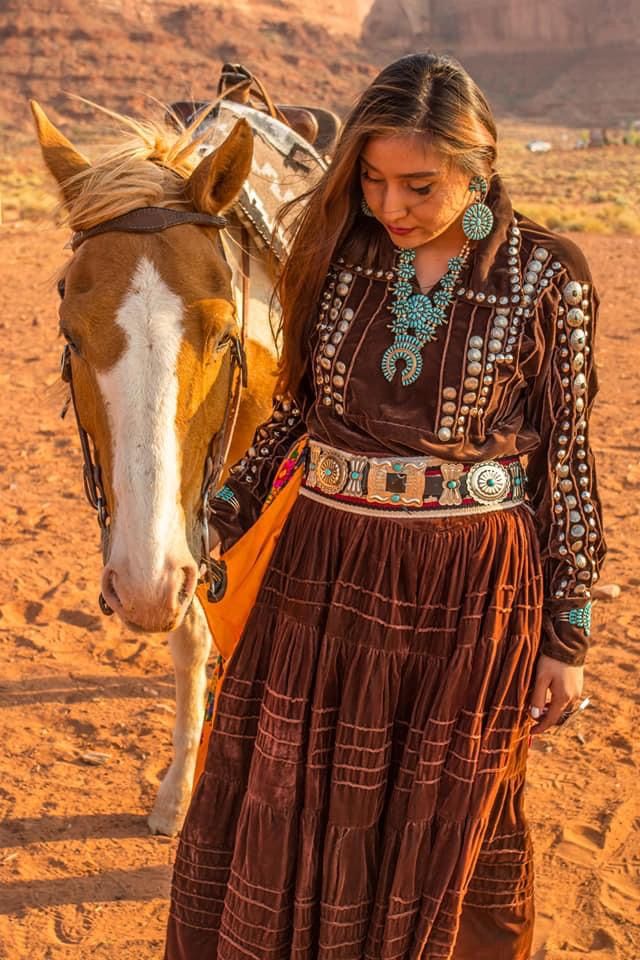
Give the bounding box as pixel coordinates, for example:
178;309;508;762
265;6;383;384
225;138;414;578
0;122;101;223
499;120;640;235
0;143;58;221
2;120;640;233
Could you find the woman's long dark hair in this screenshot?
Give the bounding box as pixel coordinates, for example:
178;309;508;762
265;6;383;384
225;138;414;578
273;52;499;398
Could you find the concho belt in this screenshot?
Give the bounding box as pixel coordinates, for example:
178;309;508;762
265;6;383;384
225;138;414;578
302;439;528;517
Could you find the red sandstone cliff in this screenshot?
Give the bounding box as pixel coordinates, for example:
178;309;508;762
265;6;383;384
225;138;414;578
0;0;638;138
362;0;640;123
363;0;638;52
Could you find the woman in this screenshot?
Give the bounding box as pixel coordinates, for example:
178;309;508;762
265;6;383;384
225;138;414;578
165;53;605;960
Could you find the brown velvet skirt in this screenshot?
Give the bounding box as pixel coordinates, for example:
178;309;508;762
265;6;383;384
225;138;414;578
165;495;543;960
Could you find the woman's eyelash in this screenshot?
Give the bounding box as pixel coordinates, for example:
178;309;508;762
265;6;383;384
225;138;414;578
361;170;432;195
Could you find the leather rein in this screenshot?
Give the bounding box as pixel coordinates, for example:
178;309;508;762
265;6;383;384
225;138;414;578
60;205;249;615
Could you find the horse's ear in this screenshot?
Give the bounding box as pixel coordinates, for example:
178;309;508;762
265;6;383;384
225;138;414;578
187;118;253;215
30;100;91;208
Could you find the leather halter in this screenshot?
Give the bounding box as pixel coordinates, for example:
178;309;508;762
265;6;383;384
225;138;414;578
69;205;229;251
60;205;248;616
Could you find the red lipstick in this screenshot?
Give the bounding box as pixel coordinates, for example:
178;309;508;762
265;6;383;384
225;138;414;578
386;225;414;236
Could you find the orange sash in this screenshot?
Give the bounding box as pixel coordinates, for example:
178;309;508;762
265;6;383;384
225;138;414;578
192;437;307;787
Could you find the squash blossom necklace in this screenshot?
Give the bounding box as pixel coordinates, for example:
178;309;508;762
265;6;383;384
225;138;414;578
381;240;471;386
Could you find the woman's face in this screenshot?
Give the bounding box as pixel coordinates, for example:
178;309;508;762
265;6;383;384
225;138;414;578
359;133;473;248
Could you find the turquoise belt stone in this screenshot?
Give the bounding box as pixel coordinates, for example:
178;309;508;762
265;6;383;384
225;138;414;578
303;439;527;515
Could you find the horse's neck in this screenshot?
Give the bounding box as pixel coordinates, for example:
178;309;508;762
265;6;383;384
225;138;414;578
221;226;280;362
219;225;282;469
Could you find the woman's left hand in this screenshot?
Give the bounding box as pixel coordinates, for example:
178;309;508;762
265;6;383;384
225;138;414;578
529;654;584;735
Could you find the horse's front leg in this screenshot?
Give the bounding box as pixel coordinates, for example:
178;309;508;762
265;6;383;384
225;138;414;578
148;598;213;836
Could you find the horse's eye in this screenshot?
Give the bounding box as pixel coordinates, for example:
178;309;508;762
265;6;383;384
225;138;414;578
57;278;66;299
215;333;232;352
62;329;80;354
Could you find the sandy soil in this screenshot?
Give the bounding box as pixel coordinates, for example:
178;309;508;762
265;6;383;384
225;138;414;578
0;223;638;959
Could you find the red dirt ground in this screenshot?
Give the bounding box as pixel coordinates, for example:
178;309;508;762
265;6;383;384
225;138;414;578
0;224;638;958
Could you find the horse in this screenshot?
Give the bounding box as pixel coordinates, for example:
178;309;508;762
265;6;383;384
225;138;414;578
31;81;329;835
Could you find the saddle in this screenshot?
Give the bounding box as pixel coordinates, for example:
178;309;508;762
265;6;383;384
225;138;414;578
170;62;342;157
166;63;341;260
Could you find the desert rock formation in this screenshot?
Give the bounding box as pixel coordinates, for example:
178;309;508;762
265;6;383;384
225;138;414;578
363;0;638;51
1;0;638;138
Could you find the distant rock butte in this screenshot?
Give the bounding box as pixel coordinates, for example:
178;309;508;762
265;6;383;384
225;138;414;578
362;0;638;52
1;0;637;136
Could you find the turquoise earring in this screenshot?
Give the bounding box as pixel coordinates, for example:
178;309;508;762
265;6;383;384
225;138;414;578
361;197;374;217
462;176;494;241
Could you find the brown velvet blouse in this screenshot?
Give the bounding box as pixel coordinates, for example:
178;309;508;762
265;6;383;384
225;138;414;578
211;177;606;667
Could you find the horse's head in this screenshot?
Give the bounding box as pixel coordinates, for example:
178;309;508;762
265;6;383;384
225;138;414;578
32;101;254;634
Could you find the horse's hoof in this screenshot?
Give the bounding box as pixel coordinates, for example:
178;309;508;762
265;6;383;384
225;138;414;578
147;808;183;837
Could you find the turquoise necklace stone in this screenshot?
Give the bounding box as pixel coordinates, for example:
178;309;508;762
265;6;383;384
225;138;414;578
381;242;470;386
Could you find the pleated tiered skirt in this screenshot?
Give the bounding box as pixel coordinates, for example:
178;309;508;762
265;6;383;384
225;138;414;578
166;495;543;960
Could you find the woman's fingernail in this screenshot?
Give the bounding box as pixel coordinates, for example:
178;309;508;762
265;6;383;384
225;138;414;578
530;706;541;719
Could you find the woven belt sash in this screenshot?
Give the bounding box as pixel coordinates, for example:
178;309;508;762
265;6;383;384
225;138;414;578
302;439;527;517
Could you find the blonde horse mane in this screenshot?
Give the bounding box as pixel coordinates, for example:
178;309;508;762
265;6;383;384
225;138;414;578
59;96;222;232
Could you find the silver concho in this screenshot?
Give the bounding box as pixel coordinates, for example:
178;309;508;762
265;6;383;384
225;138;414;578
314;452;348;495
563;281;583;306
566;308;585;328
466;461;511;503
570;328;586;350
572;372;587;396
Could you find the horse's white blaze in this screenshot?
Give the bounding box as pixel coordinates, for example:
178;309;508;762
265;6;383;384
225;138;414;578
97;256;188;586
